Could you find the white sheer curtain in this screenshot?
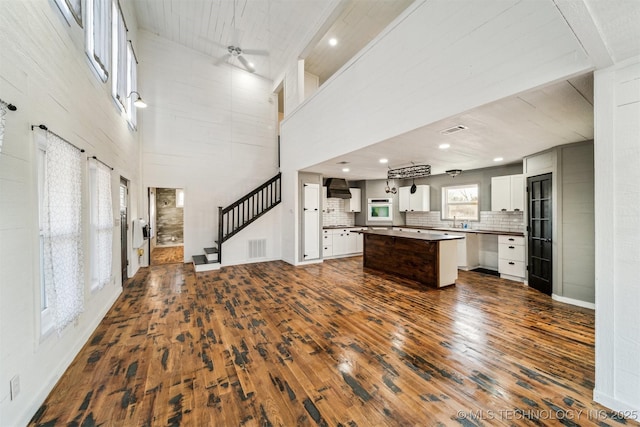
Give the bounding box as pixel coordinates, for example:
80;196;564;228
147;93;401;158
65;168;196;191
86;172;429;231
90;159;114;291
0;101;7;153
41;131;84;333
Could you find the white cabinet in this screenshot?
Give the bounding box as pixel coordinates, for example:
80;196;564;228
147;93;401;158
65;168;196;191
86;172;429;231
322;229;333;257
343;188;362;212
303;183;320;260
437;230;479;270
498;235;526;281
323;227;366;258
491;174;524;212
399;185;430;212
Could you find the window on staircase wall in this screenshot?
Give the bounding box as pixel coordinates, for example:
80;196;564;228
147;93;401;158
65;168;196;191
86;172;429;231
36;130;85;336
441;183;479;221
89;158;114;292
126;42;138;128
85;0;110;82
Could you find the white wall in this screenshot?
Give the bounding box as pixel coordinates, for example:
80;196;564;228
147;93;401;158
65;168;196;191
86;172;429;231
594;56;640;414
138;31;280;263
0;2;141;425
280;0;595;264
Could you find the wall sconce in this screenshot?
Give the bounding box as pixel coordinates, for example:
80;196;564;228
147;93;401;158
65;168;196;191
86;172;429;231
128;91;147;108
446;169;462;178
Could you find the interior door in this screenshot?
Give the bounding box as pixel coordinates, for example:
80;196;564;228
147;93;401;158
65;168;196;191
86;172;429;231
120;177;129;283
303;183;320;260
527;173;552;295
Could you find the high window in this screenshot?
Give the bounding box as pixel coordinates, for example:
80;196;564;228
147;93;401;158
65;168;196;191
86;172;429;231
53;0;82;27
441;184;479;221
85;0;110;82
112;1;139;127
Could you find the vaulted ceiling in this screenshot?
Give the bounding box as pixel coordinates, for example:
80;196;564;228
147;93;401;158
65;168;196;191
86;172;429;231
132;0;640;180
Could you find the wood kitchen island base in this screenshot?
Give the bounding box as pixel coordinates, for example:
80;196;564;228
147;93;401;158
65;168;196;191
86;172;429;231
362;229;463;288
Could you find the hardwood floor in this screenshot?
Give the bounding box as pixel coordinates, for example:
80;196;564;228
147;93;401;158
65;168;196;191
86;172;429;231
150;246;184;265
29;257;635;427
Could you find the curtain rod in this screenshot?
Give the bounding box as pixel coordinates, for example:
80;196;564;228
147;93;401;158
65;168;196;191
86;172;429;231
30;124;85;153
0;99;17;111
88;155;114;171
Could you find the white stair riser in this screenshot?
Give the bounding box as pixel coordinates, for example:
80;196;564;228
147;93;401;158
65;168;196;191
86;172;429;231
195;262;221;272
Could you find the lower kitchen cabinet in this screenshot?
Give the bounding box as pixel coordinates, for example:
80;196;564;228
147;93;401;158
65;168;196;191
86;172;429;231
323;227;366;258
498;235;526;281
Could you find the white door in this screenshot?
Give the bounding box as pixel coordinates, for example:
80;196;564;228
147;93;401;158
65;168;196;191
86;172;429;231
303;183;320;260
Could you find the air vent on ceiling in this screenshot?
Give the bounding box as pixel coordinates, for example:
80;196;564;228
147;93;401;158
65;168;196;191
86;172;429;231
440;125;468;135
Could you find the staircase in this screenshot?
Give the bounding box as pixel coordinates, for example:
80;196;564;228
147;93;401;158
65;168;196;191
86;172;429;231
193;173;282;272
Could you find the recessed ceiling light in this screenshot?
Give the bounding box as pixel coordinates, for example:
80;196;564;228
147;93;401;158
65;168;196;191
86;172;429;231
342;167;350;172
329;38;338;47
379;158;388;164
439;143;450;150
248;62;255;68
494;157;504;162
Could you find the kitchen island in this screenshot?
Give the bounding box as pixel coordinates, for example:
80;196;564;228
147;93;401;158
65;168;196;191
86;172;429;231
361;229;463;288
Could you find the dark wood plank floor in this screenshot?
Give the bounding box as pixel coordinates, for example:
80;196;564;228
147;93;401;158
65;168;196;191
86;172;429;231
29;257;636;427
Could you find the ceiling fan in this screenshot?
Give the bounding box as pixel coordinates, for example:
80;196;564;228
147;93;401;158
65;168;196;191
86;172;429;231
213;0;268;73
216;45;264;73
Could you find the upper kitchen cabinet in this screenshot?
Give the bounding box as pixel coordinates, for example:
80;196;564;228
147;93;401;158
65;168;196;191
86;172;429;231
491;174;524;211
399;185;430;212
343;188;362;212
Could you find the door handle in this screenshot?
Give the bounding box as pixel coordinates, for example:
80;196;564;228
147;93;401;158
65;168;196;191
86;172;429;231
545;238;552;243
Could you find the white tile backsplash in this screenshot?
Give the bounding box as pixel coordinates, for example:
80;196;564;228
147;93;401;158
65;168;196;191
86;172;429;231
406;211;524;233
322;197;356;227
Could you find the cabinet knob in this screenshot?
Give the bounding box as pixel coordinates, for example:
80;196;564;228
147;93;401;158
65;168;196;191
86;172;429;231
509;262;515;265
509;246;515;249
501;208;507;211
514;208;520;212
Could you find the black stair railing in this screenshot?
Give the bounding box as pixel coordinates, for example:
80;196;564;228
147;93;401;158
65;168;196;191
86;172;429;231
217;172;281;263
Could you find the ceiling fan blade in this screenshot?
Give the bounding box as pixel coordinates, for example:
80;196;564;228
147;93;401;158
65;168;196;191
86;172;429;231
214;53;231;66
237;55;255;73
241;49;269;57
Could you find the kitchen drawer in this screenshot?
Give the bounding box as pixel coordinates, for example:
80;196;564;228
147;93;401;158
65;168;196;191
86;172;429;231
323;234;333;245
498;243;525;262
499;259;525;277
323;245;333;257
498;235;525;246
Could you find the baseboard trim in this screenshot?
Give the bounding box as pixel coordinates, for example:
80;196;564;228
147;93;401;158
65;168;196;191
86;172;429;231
552;294;595;310
593;389;640;418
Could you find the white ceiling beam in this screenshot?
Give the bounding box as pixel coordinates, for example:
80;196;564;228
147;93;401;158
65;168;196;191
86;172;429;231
552;0;614;69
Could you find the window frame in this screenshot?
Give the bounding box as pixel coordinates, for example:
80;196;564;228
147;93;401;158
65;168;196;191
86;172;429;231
441;183;480;222
85;0;110;82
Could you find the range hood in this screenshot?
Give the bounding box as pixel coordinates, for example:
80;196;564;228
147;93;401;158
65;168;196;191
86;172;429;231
325;178;352;199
